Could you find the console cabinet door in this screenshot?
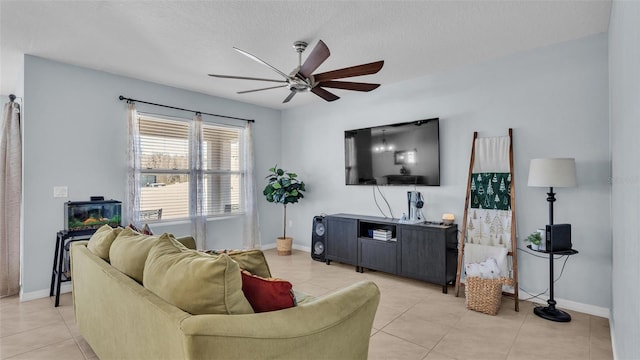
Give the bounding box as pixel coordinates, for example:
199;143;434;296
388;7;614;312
326;217;358;266
398;226;445;284
359;238;397;273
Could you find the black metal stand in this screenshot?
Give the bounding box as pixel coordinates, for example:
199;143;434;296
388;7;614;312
533;187;572;322
50;230;94;307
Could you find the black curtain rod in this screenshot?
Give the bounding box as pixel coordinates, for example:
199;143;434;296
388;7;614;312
118;95;255;123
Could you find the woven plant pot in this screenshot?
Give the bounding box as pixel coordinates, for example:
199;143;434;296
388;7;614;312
465;276;512;315
276;237;293;256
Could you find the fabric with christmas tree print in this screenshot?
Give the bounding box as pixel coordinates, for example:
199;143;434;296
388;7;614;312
470;172;511;211
466;209;512;251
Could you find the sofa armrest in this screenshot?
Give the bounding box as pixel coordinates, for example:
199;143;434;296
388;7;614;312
179;280;380;359
72;243;191;359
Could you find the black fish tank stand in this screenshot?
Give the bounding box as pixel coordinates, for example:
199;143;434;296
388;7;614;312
50;200;122;307
50;230;96;307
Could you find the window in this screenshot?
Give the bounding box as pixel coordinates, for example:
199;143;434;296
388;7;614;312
136;114;244;221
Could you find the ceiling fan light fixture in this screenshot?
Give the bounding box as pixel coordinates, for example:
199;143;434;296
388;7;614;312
293;41;308;54
287;77;311;92
209;40;383;103
290;84;311;92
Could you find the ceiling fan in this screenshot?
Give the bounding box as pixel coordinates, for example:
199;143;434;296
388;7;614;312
208;40;384;103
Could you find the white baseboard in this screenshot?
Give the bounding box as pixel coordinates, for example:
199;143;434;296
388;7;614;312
21;248;609;320
20;283;72;302
260;242;276;250
267;246;611;318
524;294;610;319
259;243;310;252
609;312;618;360
293;244;310;252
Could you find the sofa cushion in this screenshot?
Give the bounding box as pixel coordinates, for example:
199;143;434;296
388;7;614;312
108;228;197;282
108;227;161;283
143;234;254;315
240;270;296;313
87;224;122;261
205;249;272;278
174;236;196;250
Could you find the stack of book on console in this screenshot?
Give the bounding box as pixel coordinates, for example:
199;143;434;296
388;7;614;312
372;229;394;241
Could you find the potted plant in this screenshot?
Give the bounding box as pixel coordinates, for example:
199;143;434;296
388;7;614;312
526;231;542;251
263;166;306;255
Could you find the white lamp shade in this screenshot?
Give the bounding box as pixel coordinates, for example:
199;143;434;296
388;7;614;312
527;158;577;188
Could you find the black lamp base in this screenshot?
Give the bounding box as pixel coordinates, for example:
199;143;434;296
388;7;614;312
534;305;572;322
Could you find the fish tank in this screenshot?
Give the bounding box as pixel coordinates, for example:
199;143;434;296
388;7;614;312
64;200;122;235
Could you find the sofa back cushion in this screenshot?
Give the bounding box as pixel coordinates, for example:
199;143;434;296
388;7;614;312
174;236;196;250
109;227;161;283
143;234;254;315
87;224;122;261
108;227;197;283
206;249;272;278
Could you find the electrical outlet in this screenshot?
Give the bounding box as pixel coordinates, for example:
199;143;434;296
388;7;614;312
288;220;293;227
53;186;68;198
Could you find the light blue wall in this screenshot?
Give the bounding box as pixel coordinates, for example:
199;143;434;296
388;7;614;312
22;56;281;294
22;32;616;315
609;1;640;358
281;33;611;309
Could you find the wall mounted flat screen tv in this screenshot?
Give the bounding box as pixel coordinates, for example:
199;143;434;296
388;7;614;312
344;118;440;186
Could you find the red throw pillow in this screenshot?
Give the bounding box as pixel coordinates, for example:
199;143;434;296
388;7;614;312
240;270;296;313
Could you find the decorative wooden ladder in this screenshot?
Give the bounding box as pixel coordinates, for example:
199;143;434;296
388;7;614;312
454;129;519;312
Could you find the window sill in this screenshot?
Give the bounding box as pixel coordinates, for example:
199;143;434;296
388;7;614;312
144;213;246;227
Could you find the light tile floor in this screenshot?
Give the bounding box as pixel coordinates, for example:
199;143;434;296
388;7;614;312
0;249;612;359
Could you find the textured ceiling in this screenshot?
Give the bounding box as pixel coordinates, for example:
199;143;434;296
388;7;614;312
1;1;611;110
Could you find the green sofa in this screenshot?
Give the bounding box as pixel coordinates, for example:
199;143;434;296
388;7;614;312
70;238;380;360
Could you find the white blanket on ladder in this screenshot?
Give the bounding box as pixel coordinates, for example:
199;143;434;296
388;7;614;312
463;243;509;278
473;136;510;173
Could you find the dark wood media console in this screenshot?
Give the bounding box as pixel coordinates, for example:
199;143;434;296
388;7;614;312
325;213;459;293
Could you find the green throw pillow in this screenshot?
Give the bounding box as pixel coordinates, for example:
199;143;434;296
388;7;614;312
174;235;196;250
143;234;254;315
86;224;122;261
205;249;272;278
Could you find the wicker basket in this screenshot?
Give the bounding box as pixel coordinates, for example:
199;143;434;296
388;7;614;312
465;276;512;315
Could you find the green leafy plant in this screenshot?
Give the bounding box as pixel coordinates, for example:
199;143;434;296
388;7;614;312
526;232;542;245
263;166;306;239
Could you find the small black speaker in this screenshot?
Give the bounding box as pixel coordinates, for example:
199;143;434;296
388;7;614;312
311;216;327;262
545;224;572;252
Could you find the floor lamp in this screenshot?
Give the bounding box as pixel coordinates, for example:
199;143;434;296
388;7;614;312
527;158;577;322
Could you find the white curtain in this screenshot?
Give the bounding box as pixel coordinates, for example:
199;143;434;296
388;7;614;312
1;99;22;297
125;102;141;227
189;114;206;249
242;121;260;249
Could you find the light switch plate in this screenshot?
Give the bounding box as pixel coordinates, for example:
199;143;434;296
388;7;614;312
53;186;68;198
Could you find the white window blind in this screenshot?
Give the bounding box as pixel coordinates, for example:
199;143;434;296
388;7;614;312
202;124;243;216
137;114;244;221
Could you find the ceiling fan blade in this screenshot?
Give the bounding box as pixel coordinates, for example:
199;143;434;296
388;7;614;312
208;74;286;83
318;81;380;92
233;47;291;80
298;40;330;78
282;91;296;103
237;85;288;94
313;60;384;82
311;87;340;102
